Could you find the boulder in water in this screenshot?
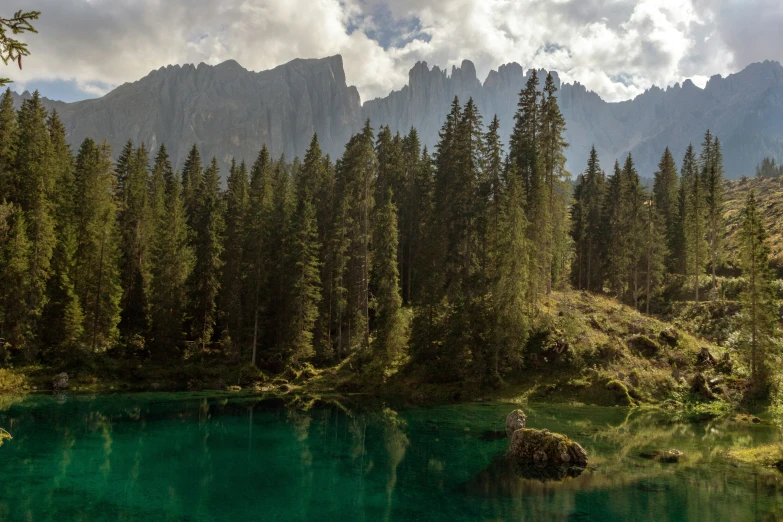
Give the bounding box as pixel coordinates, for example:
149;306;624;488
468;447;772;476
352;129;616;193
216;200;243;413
505;409;527;438
640;449;685;463
52;373;69;390
509;428;588;467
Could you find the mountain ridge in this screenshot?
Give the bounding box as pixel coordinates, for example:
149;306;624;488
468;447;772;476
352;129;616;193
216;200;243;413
11;56;783;178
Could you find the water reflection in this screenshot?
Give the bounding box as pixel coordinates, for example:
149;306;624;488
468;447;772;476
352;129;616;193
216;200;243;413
0;394;781;521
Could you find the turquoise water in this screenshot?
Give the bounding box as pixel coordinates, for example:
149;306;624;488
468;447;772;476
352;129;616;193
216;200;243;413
1;393;782;521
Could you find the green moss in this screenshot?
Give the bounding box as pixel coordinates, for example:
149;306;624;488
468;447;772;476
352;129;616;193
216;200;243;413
728;444;783;468
606;379;636;406
0;428;11;447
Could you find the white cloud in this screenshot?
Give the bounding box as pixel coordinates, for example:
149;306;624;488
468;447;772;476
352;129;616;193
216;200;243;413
2;0;779;103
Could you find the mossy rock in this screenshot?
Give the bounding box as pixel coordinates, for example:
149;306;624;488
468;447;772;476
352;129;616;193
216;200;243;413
509;428;588;468
640;449;685;463
627;335;660;357
605;379;636;406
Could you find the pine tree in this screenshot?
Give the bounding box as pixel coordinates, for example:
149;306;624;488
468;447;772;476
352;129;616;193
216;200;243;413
603;160;626;296
283;180;321;365
737;191;777;390
72;139;122;352
703;132;725;299
117;143;153;341
219;158;249;353
482;115;504;281
0;201;31;352
642;192;666;313
0;88;17;198
14;91;56;356
652;147;680;273
492;167;529;381
244;145;273;365
149;170;193;358
181;144;203;229
187;157;225;350
371;191;407;370
40;110;83;356
337;121;376;353
682;144;707;301
510;70;545;299
583;150;605;291
539;72;569;292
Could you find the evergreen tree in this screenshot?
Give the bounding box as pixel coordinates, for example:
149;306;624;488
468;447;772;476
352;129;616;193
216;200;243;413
371;191;407;369
117;143;153;341
539;72;569;291
571;146;605;291
0;201;31;352
40;110;83;355
283;177;321;365
492;168;529;382
187;157;225;350
652;147;680;273
642;193;666;313
0;88;17;198
219;158;249;353
244;146;273;365
14;91;56;356
703;132;725;299
337;121;376;353
737;191;777;390
72;139;122;352
181;144;203;228
682;144;707;301
603;160;626;296
149;170;193;358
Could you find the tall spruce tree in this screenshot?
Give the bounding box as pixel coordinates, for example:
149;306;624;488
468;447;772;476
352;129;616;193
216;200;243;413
14;91;56;357
283;168;321;365
244;145;273;365
493;167;529;382
571;146;605;291
737;191;776;390
539;72;569;291
181;144;203;228
0;201;31;352
652;147;680;273
219;158;249;353
187;157;225;350
702;132;725;299
682;144;707;301
72;139;122;352
40;110;83;356
0;88;17;198
371;191;407;369
149;169;193;358
117;143;153;341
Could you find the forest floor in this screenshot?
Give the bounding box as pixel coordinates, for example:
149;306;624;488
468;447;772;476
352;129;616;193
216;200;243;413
0;290;772;419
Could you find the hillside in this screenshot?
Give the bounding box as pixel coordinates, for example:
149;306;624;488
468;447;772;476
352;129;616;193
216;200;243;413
12;57;783;177
723;176;783;273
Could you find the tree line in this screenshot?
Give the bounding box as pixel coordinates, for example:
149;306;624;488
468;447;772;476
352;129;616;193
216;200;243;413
571;133;777;390
0;77;777;390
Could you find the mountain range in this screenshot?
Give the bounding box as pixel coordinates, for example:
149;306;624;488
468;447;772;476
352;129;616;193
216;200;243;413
11;55;783;179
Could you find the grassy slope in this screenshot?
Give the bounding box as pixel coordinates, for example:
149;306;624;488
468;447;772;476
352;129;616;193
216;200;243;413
309;291;744;413
723;176;783;273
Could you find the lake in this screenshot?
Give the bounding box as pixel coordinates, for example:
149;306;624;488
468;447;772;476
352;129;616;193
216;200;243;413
0;393;781;521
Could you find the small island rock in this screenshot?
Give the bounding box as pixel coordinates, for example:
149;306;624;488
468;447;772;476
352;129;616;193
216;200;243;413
509;428;588;467
52;373;69;390
505;409;527;438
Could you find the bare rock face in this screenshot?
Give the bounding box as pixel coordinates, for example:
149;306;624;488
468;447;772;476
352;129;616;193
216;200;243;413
13;57;783;179
52;373;69;390
509;428;588;468
505;409;527;438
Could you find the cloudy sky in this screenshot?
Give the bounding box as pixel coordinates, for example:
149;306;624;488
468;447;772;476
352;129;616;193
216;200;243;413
5;0;783;103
